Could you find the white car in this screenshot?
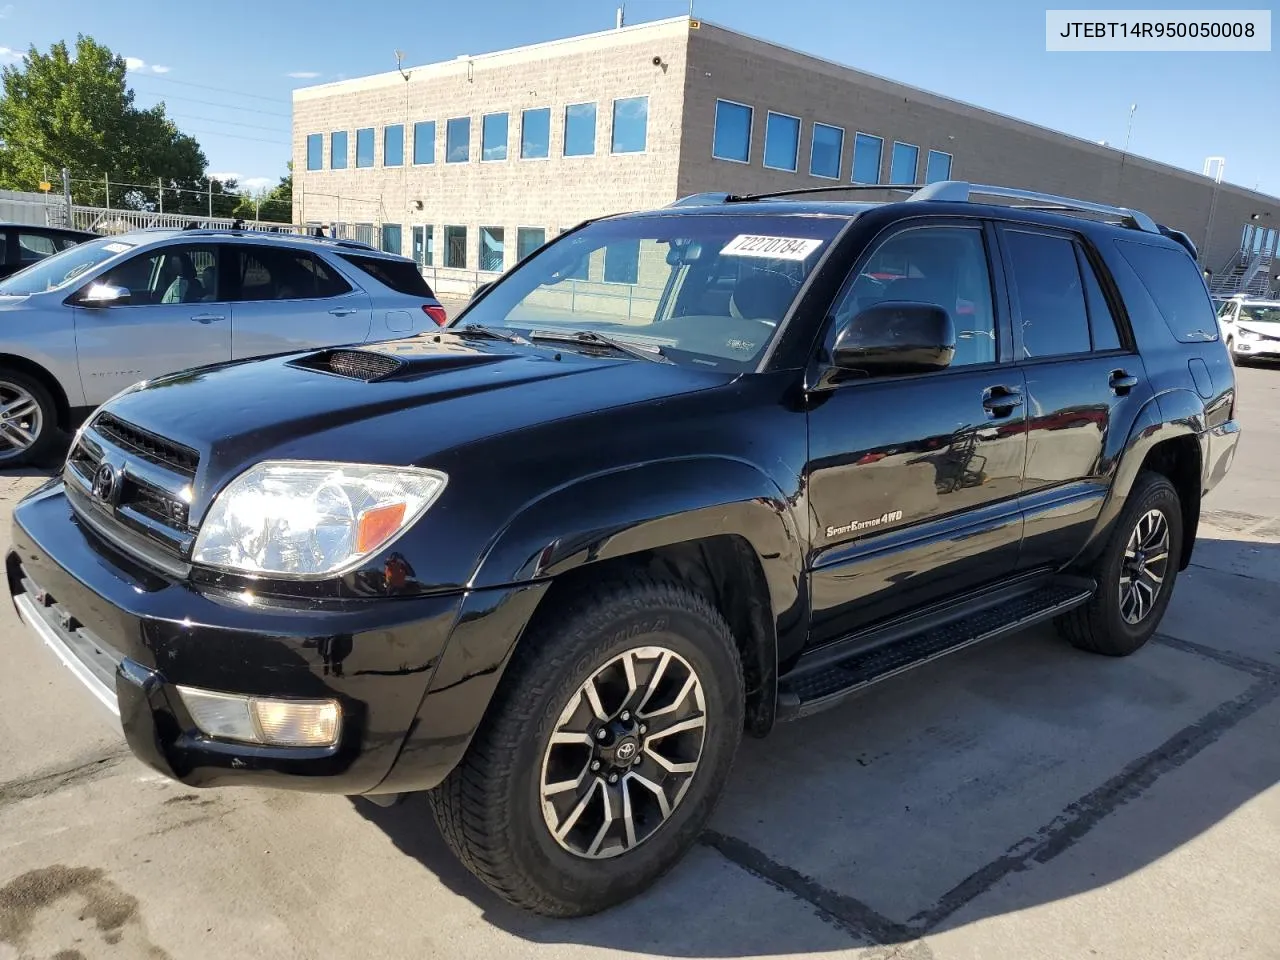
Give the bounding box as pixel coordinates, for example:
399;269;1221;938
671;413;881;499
1217;296;1280;364
0;228;448;466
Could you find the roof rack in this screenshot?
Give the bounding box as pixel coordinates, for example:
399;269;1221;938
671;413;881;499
906;181;1160;234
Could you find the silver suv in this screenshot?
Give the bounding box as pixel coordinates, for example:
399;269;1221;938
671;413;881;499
0;228;448;466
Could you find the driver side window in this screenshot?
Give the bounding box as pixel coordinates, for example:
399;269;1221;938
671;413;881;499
99;244;219;306
832;225;997;366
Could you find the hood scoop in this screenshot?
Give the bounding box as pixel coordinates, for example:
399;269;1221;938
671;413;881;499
289;348;406;382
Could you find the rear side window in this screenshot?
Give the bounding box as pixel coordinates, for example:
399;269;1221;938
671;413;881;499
1004;230;1091;358
339;254;435;297
1076;247;1122;351
17;232;57;261
233;247;352;302
1114;240;1218;342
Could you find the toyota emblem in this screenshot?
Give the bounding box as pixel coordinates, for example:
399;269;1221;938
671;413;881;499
91;463;120;504
615;740;637;763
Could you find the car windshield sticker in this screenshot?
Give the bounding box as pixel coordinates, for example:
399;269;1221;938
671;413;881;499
103;242;133;253
720;234;824;261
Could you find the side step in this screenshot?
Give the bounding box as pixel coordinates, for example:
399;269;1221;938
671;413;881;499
776;580;1094;720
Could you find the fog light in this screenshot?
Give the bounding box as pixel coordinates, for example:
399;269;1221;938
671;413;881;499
177;686;341;747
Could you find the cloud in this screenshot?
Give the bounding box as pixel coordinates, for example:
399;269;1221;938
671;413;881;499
0;5;14;18
207;171;240;183
124;56;146;71
286;71;320;79
151;64;171;74
0;46;21;60
240;176;274;191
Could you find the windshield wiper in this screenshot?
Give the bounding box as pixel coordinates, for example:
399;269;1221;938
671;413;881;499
528;329;673;364
460;323;527;344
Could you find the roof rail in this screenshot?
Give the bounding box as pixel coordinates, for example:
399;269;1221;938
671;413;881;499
721;184;921;204
668;192;736;206
907;180;1160;234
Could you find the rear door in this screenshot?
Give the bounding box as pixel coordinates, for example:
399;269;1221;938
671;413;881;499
995;224;1152;568
226;244;371;358
72;242;232;404
805;220;1028;645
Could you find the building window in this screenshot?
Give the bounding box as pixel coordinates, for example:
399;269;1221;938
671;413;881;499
383;125;404;167
306;134;323;170
889;141;919;184
413;121;435;165
564;102;597;157
331;131;349;170
763;111;801;172
355;127;374;168
444;226;467;268
852;133;882;184
381;223;402;255
604;239;640;284
521;107;551;159
412;225;430;266
353;222;374;246
516;227;545;261
810;123;844;180
446;117;471;163
480;226;505;272
925;150;952;183
712;100;752;163
482;112;508;161
611;96;648;154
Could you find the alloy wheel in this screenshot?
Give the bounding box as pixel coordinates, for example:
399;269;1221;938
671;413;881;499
539;645;707;860
1119;508;1171;625
0;380;43;462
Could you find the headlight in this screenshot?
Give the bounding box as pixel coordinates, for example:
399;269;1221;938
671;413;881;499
192;460;447;578
1237;329;1261;342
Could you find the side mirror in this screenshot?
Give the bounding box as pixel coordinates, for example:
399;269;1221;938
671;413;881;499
471;281;493;301
831;301;955;376
78;283;131;307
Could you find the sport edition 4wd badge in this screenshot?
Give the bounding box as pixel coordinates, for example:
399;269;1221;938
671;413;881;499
826;510;904;538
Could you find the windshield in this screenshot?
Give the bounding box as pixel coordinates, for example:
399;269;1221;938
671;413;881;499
1239;305;1280;325
452;213;846;371
0;235;136;296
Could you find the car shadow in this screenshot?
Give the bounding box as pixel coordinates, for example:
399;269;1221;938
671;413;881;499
353;533;1280;954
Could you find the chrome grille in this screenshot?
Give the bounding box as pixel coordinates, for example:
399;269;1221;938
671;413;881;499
64;415;198;573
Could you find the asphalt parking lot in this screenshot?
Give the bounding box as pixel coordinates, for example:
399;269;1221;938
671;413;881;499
1;355;1277;960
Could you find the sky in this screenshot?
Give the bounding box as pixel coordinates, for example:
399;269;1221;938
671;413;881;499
1;0;1277;197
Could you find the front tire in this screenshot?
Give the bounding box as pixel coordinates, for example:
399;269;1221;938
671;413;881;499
428;576;744;917
0;369;59;469
1056;471;1183;656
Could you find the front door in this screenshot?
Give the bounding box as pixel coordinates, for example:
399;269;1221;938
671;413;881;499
72;242;232;405
806;221;1028;648
226;244;371;358
996;225;1152;568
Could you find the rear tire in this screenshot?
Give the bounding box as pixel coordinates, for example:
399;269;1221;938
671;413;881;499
428;576;744;917
0;368;59;469
1056;471;1183;656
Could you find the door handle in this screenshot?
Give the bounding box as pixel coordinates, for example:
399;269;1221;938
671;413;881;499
190;314;225;324
328;307;358;317
1109;370;1139;394
982;386;1023;417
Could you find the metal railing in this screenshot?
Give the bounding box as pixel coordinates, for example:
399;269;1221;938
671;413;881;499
69;205;297;235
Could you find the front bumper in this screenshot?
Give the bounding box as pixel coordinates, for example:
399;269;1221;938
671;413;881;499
1231;337;1280;357
8;480;474;795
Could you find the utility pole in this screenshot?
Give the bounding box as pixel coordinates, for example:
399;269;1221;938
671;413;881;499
207;177;213;219
104;173;110;210
157;177;163;214
61;167;72;224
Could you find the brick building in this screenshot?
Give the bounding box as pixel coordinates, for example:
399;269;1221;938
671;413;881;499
292;15;1280;298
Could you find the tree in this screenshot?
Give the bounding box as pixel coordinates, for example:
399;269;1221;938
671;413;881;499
0;35;210;208
232;163;292;223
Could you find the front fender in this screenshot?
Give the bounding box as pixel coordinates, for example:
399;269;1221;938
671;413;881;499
470;456;805;626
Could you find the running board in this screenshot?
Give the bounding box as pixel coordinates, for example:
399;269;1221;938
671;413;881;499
776;579;1095;720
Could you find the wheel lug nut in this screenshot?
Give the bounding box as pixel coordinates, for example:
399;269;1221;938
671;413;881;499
608;773;619;784
595;728;607;740
590;760;601;772
639;724;647;734
620;710;630;721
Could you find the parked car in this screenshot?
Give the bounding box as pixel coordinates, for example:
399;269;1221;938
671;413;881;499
0;223;97;280
1216;294;1280;363
8;181;1239;917
0;228;447;466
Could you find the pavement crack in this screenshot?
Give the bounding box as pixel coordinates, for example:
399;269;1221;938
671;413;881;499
0;751;130;809
1154;633;1280;679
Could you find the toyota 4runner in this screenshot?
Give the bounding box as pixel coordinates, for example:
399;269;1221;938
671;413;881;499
8;181;1240;917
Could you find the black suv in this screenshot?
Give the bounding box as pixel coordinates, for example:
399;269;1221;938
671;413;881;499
7;181;1240;917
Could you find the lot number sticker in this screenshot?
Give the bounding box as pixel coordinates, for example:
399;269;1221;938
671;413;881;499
720;234;824;261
